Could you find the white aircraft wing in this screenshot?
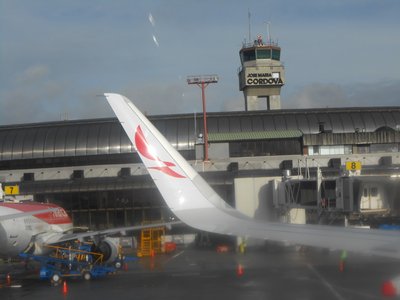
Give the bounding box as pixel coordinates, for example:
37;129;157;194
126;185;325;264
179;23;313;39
105;93;400;259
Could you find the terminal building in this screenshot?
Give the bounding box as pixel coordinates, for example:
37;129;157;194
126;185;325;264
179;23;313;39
1;35;400;233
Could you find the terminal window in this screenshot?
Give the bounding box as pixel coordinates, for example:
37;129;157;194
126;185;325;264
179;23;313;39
229;140;301;157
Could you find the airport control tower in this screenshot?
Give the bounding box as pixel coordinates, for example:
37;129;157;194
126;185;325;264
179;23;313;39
238;34;285;111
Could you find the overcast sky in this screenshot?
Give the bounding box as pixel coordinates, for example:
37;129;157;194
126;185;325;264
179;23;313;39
1;0;399;125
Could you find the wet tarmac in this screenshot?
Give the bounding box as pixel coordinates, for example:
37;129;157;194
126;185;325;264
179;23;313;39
1;245;399;300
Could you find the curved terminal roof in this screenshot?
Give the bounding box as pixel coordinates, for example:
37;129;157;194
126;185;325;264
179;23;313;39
0;107;399;162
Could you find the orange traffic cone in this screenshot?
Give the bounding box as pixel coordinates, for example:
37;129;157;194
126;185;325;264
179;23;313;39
6;273;11;286
237;264;244;277
339;260;345;272
123;262;128;271
382;281;397;297
62;280;68;294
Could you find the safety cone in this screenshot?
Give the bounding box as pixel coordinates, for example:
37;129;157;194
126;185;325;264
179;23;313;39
339;250;347;272
382;281;396;297
150;249;155;258
339;260;345;272
62;280;68;294
123;262;128;271
6;273;11;286
237;264;244;277
381;276;400;297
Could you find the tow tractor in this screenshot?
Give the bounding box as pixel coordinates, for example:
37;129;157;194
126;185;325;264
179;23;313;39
19;242;128;285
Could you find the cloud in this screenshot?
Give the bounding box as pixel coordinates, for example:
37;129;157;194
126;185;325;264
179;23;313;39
223;97;245;111
283;80;400;109
16;65;50;84
0;64;69;125
121;82;196;115
1;1;399;125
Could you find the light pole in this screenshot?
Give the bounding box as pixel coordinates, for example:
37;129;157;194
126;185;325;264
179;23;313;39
187;75;218;161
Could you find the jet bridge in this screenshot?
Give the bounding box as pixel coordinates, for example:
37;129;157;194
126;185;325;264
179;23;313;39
273;175;398;226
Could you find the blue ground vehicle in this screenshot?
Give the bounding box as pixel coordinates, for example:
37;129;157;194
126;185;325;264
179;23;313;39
19;243;122;285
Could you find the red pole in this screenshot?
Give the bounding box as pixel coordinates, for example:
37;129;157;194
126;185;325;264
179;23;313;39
187;75;217;162
201;82;209;161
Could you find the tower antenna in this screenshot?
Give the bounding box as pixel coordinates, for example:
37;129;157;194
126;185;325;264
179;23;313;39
248;9;252;43
265;21;271;44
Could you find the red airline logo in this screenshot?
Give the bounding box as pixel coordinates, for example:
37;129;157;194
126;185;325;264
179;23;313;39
0;203;72;225
135;125;185;178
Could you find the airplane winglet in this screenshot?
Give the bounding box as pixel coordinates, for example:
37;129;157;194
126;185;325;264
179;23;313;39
104;93;230;212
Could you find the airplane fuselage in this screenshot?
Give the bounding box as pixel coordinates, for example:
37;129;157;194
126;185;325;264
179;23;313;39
0;202;72;258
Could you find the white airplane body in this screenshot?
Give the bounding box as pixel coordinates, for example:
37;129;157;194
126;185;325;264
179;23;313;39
105;93;400;260
0;202;72;258
0;200;180;260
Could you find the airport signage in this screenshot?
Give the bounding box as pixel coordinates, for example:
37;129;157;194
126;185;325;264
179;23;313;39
245;72;283;86
346;161;362;171
4;185;19;195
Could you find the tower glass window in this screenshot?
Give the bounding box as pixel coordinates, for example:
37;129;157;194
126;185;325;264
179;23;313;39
271;49;281;61
242;50;256;62
257;49;271;59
